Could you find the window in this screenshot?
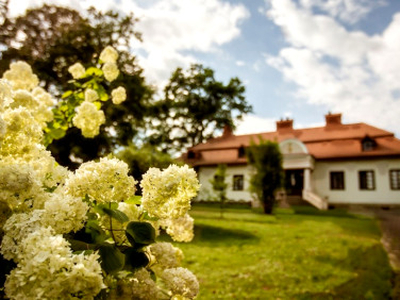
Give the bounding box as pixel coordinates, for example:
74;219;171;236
359;170;375;190
233;175;244;191
390;170;400;190
238;146;246;158
330;171;345;190
187;151;196;159
361;136;376;151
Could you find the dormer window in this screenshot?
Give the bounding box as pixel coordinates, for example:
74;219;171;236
238;146;246;158
187;151;196;159
361;136;376;152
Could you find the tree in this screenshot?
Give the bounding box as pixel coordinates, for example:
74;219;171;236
0;0;8;25
209;164;228;218
0;4;153;169
246;138;284;214
149;64;252;154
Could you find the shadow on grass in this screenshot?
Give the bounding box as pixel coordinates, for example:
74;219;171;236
192;224;259;245
190;212;278;225
296;244;393;300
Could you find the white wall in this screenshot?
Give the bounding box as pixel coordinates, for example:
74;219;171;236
196;158;400;205
312;159;400;205
197;165;253;202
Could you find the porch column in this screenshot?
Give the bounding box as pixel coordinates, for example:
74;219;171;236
304;168;311;191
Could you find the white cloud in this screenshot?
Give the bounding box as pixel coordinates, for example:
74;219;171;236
133;0;249;84
9;0;249;85
264;0;400;134
299;0;387;24
266;0;378;65
234;114;276;135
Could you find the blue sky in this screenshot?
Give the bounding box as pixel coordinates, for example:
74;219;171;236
9;0;400;136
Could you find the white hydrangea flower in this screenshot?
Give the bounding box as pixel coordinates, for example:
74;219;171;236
0;210;43;261
0;79;13;111
2;61;39;91
4;227;104;300
141;165;200;219
0;107;44;157
0;115;6;141
150;242;184;272
32;87;54;107
0;159;46;210
0;161;35;193
10;90;36;108
160;213;194;243
102;62;119;82
112;268;162;300
85;88;99;102
8;90;53;128
65;157;136;204
99;46;119;63
20;148;70;190
72;101;105;138
111;86;127;104
68;62;86;79
41;190;89;234
162;267;199;299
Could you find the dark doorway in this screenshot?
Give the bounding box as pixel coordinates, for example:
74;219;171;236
285;169;304;196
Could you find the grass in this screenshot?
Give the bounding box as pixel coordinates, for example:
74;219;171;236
164;204;395;299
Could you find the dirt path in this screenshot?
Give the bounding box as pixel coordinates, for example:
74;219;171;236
375;209;400;272
365;208;400;298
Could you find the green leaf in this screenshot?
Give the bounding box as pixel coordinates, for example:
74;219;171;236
125;196;142;205
142;212;159;222
93;202;118;215
50;128;66;139
86;220;108;244
97;85;109;101
62;90;73;99
99;244;125;273
86;67;103;77
125;222;155;247
93;101;102;110
102;207;129;223
68;239;97;251
124;248;150;270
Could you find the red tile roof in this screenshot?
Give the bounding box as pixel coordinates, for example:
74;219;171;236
184;120;400;166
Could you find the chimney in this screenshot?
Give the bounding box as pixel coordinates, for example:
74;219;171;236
276;118;293;132
222;124;233;137
325;113;342;127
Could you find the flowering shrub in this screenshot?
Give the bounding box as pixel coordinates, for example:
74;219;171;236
0;47;200;299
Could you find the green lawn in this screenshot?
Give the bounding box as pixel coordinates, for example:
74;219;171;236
166;204;394;299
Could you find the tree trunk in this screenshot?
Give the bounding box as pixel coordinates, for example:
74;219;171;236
262;195;275;214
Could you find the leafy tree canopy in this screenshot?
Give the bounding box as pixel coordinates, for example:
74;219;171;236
148;64;252;154
247;138;284;214
0;4;153;169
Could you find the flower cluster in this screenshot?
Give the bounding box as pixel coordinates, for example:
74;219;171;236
72;101;106;138
65;157;136;203
0;51;200;300
100;46;120;82
141;165;200;219
62;46;127;139
4;227;104;300
68;62;85;79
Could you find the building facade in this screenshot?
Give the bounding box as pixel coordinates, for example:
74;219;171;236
183;114;400;209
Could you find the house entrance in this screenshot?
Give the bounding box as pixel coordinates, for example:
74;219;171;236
284;169;304;196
